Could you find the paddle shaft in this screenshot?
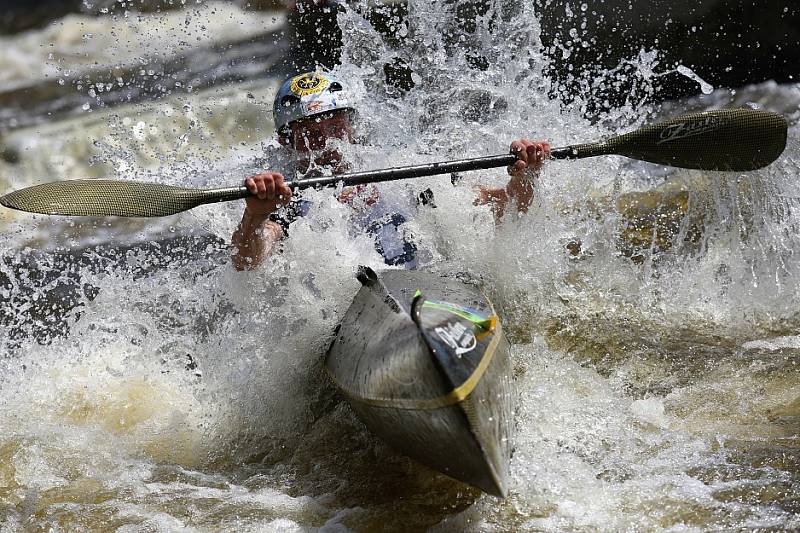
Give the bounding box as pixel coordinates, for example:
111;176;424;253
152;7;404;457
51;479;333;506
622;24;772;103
215;148;575;199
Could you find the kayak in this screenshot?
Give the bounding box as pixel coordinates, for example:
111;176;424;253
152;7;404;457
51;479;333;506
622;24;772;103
325;267;514;497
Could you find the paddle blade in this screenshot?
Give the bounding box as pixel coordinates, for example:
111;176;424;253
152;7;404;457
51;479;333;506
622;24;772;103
0;179;205;217
566;109;788;171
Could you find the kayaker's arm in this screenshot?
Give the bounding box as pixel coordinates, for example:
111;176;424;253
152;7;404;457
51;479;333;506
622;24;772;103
474;140;550;223
231;172;292;271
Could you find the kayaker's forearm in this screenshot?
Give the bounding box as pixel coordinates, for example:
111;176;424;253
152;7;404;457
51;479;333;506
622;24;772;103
483;171;538;225
506;173;536;215
232;211;284;270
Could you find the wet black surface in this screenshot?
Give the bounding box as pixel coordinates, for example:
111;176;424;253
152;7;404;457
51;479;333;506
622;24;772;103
538;0;800;107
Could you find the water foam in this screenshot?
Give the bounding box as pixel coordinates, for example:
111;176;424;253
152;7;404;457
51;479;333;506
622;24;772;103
1;0;799;530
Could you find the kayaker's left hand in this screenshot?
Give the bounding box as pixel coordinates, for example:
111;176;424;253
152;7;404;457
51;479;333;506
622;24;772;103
508;139;550;180
474;139;550;222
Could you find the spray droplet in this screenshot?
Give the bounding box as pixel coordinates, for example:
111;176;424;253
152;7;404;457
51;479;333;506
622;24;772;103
676;65;714;95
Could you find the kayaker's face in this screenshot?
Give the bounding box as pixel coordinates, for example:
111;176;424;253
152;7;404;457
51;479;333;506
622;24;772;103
290;110;354;167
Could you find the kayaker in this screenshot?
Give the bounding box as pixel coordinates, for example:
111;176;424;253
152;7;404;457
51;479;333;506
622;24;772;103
232;70;550;271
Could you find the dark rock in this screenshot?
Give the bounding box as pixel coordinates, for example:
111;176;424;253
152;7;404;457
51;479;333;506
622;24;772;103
243;0;286;11
0;0;82;34
0;145;19;164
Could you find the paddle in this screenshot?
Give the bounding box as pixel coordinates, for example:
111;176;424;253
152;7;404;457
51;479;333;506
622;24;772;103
0;108;787;218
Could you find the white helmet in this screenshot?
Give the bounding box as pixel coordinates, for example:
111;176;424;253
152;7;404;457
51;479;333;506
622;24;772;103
273;71;354;142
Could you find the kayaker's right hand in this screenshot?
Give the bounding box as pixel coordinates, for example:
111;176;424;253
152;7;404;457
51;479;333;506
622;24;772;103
244;172;292;216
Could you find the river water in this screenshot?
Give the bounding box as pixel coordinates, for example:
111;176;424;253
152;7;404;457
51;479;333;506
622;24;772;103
1;2;799;531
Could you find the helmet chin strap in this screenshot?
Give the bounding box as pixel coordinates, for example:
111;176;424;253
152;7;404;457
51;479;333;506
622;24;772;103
292;131;353;169
296;150;351;177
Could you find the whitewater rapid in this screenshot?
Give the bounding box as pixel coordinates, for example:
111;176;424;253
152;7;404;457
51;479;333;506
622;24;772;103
1;1;798;531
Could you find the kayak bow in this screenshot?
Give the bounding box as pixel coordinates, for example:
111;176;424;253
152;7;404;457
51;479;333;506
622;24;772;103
325;267;514;497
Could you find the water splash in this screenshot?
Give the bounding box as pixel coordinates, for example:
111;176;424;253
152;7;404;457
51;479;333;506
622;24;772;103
1;0;799;530
676;64;715;95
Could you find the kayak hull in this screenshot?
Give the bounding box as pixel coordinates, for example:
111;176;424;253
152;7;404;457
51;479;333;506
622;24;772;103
325;268;514;497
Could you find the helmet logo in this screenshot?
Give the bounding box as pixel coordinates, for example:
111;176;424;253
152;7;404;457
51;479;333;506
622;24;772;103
290;73;329;97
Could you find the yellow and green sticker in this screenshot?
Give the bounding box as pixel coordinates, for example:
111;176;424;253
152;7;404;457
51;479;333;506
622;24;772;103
414;291;497;334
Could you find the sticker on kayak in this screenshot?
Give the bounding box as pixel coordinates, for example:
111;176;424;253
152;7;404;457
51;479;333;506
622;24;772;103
416;296;497;337
290;73;329;96
413;293;500;390
435;321;477;355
